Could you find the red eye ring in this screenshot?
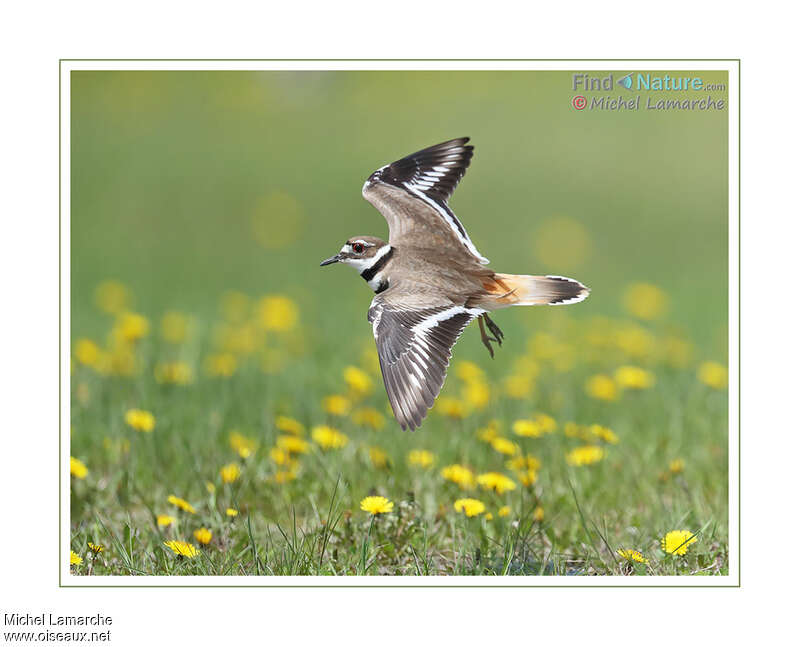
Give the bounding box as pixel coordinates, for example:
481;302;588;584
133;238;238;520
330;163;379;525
353;243;365;253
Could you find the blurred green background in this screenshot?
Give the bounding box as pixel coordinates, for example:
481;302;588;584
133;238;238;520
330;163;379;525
69;70;730;575
71;70;728;363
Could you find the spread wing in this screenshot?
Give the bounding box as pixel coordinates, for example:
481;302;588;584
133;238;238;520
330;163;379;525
367;295;483;430
362;137;489;264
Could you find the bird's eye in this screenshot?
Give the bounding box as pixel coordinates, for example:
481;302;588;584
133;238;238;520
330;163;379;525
353;243;364;253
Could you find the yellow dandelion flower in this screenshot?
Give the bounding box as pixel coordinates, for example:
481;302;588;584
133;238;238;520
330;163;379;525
533;505;544;522
623;282;668;320
229;431;258;458
615;324;657;359
512;419;546;438
513;356;541;378
205;481;216;494
534;413;557;433
124;409;155;432
498;505;511;518
225;508;238;517
407;449;435;468
477;424;500;443
167;495;196;514
275;415;305;436
503;374;533;399
205;352;237;377
615;365;655;390
311;425;349;450
506;454;542;472
276;435;310;454
105;342;138;376
563;422;586;439
269;446;292;466
163;540;199;558
257;295;299;331
455;360;485;382
343;365;372;396
360;495;394;515
70;457;88;479
352;407;386;430
669;458;685;474
93;280;130;315
70;550;83;566
160;311;192;343
566;445;606;466
74;338;101;367
477;472;517;494
441;464;476;489
454;498;486;517
214;322;261;355
154;361;193;385
484;512;494;520
516;469;538;487
617;548;648;564
698;361;727;389
322;394;351;416
113;312;150;342
462;379;490;409
157;514;176;527
193;528;212;545
368;446;389;469
87;542;104;554
661;530;698;556
436;396;466;419
220;462;241;484
272;469;298;484
590;424;619;444
490;436;519;456
585;374;619;401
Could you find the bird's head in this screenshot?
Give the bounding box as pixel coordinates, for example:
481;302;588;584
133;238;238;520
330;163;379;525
320;236;389;272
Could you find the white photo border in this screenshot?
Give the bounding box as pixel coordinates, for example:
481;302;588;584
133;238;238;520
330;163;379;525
60;59;739;587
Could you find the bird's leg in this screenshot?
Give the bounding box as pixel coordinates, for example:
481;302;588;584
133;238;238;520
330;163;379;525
484;313;504;346
478;314;503;359
478;316;494;358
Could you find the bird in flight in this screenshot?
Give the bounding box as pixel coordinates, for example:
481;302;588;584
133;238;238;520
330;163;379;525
321;138;589;430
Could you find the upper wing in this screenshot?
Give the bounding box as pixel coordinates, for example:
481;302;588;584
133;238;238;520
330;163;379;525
368;295;483;430
362;138;489;264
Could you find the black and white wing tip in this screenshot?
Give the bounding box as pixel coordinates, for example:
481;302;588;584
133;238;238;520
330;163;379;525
368;302;483;431
363;138;489;265
365;137;473;204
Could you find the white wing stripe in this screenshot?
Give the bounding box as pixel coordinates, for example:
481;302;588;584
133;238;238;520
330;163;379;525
410;305;485;336
401;183;490;265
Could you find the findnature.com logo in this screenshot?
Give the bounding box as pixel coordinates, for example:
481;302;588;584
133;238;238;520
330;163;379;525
570;72;727;111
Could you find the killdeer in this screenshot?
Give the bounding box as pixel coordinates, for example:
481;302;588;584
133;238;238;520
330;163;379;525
321;138;589;430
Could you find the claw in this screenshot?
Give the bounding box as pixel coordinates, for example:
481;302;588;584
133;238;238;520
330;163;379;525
484;314;504;346
477;314;503;359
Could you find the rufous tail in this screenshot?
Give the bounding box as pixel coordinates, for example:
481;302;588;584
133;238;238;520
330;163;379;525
478;273;590;309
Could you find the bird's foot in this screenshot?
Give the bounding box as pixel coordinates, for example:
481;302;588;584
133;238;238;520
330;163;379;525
484;314;504;345
478;314;503;359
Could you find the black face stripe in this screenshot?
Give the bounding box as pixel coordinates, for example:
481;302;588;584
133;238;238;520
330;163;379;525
360;247;394;283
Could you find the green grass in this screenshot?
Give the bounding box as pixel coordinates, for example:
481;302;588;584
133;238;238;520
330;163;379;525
68;70;729;576
69;296;728;576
